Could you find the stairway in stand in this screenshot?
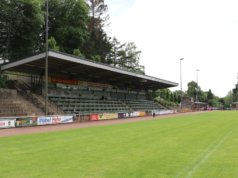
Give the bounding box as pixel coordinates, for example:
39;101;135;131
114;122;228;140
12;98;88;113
6;80;65;116
0;89;44;117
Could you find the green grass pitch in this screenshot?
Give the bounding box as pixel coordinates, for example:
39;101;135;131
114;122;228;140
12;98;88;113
1;111;238;178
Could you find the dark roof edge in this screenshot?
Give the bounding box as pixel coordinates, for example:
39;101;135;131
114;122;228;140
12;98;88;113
1;50;178;87
1;53;45;71
49;51;178;87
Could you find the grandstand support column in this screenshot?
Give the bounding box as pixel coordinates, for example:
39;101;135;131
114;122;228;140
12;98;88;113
44;0;49;116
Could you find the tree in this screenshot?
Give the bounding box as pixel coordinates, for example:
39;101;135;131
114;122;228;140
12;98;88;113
224;91;233;108
218;98;225;106
48;37;59;51
0;0;9;61
156;89;170;100
121;42;143;73
83;0;111;62
106;37;125;66
170;92;174;102
106;38;144;74
0;0;144;74
86;0;109;29
173;90;183;103
0;0;44;61
206;89;214;106
0;73;8;88
211;96;220;107
73;49;84;57
187;81;199;99
48;0;89;55
232;84;238;102
207;89;213;100
153;89;180;108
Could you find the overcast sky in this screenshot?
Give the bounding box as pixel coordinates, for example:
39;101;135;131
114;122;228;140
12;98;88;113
104;0;238;97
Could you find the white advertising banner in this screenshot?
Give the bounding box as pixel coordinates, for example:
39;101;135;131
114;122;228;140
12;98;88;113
60;116;73;123
37;117;52;125
153;110;175;115
0;119;16;128
37;116;73;125
51;116;62;124
130;111;140;117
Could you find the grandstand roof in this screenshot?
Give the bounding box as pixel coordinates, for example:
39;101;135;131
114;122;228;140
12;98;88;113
0;51;178;90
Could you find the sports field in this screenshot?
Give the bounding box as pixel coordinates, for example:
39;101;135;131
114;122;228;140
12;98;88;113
1;111;238;178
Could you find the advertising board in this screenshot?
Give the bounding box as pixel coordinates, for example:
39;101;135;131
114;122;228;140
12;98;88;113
118;113;130;119
153;110;175;115
16;117;37;127
130;111;140;117
79;115;90;122
37;117;52;125
99;113;118;120
139;112;146;117
51;116;61;124
0;119;16;128
37;116;73;125
90;114;99;121
146;111;152;116
60;116;73;123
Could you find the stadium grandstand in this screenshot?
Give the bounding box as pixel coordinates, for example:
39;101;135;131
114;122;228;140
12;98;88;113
0;50;177;123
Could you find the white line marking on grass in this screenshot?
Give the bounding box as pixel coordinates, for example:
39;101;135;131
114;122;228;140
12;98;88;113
185;130;233;178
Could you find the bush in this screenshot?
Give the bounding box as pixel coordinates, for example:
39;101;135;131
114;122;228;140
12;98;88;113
155;97;179;108
0;74;8;88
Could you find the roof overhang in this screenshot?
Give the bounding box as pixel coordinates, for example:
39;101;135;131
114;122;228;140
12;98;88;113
0;51;178;90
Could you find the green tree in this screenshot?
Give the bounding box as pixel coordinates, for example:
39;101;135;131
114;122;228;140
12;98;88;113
232;84;238;102
48;37;59;51
73;49;84;57
119;42;144;74
83;0;111;62
0;0;9;61
86;0;109;28
157;89;170;100
153;89;179;108
187;81;199;99
0;0;144;75
210;96;220;107
173;90;183;103
122;42;140;69
207;89;213;100
224;91;233;108
106;38;144;74
106;37;125;66
48;0;89;55
170;92;174;102
199;90;206;102
0;0;44;61
206;89;214;106
0;74;8;88
218;98;225;106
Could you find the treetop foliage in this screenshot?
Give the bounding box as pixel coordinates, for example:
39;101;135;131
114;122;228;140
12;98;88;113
0;0;144;74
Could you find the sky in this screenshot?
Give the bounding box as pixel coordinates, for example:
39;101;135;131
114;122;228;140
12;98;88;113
104;0;238;97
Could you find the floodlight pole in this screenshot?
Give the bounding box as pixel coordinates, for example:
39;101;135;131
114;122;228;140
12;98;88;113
196;69;199;86
237;73;238;84
45;0;49;116
180;58;183;92
180;58;184;109
196;69;200;101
